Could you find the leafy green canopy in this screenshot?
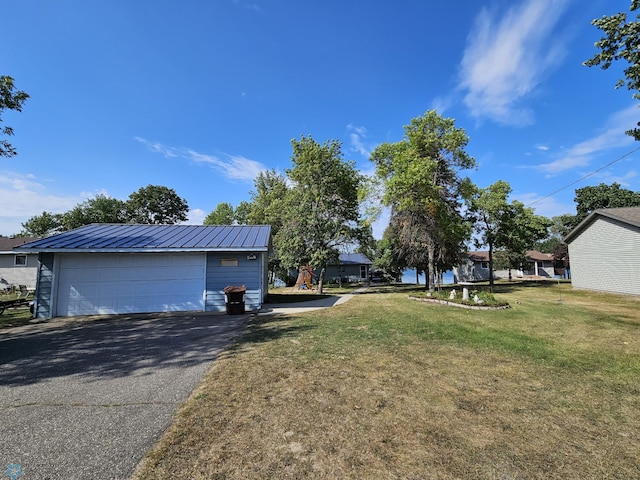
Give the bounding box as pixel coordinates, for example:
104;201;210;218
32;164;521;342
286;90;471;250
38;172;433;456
371;110;475;290
126;185;188;224
468;180;550;289
204;202;235;225
0;76;29;158
574;182;640;224
585;1;640;139
276;136;364;292
20;185;189;236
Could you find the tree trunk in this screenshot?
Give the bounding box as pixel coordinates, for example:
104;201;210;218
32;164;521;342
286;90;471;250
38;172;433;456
318;266;326;294
488;242;494;292
427;244;435;292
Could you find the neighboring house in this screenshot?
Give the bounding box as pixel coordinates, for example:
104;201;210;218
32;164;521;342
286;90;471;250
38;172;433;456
325;253;373;283
16;224;271;318
0;236;40;290
453;251;493;282
520;250;556;278
564;207;640;296
453;250;555;283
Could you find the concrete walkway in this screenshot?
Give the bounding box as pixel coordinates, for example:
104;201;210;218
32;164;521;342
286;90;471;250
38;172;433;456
259;286;368;315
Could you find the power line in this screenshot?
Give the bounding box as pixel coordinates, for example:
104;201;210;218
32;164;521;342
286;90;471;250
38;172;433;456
526;145;640;208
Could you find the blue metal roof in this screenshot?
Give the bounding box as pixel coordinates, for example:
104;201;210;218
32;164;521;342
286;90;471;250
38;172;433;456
15;224;272;252
338;253;373;265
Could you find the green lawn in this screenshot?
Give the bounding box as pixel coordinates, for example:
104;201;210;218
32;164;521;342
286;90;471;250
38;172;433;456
0;292;33;329
132;280;640;479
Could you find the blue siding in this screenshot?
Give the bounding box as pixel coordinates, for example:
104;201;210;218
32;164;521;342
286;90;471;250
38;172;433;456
263;252;269;302
34;252;54;319
205;252;267;312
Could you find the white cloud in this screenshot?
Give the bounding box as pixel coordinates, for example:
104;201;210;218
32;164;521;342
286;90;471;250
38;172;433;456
586;169;638;188
537;105;637;175
0;171;87;236
134;137;179;158
347;124;372;158
187;151;266;182
136;137;267;183
185;208;207;225
431;94;454;116
458;0;569;126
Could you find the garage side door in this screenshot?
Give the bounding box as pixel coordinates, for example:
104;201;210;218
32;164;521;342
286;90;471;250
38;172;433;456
56;253;205;317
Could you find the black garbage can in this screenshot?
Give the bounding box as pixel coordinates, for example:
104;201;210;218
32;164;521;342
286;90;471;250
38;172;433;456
224;285;246;314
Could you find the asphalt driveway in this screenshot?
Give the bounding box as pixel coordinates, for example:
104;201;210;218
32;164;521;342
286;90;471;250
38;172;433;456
0;311;249;480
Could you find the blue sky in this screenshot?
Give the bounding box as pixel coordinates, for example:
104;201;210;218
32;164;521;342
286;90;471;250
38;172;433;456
1;0;638;238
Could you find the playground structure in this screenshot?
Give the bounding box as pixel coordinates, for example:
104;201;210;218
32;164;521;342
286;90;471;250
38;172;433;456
294;265;315;290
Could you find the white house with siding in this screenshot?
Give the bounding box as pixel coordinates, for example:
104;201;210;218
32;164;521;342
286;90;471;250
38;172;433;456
0;236;39;290
453;250;556;283
16;224;271;318
564;207;640;296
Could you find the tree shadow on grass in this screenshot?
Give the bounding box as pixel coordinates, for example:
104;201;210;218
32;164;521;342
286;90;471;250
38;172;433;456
228;314;315;352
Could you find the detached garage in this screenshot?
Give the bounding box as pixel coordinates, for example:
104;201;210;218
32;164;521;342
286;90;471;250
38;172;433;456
16;223;271;318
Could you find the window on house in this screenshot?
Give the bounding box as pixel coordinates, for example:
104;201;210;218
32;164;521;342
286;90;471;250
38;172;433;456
221;258;238;267
14;255;27;267
360;265;367;278
480;261;489;269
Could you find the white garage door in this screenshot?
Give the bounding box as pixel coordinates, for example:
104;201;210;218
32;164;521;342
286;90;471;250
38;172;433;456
56;253;205;316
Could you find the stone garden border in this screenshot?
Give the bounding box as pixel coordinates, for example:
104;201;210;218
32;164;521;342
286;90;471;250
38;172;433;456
408;295;511;310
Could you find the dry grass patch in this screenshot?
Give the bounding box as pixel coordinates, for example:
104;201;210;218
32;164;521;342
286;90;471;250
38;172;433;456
133;283;640;479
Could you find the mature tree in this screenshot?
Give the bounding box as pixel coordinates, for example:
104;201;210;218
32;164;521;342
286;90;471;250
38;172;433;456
585;1;640;139
469;181;551;289
203;202;235;225
276;136;363;293
383;208;431;284
550;213;577;238
468;180;512;289
370;110;475;290
501;202;551;277
245;169;289;235
60;195;128;230
0;76;29;158
247;170;291;285
373;229;406;282
573;182;640;225
534;213;576;254
233;200;252;225
20;186;189;236
20;211;62;237
126;185;189;224
385;206;469;285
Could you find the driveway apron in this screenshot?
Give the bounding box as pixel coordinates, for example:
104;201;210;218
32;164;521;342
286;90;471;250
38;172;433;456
0;311;249;480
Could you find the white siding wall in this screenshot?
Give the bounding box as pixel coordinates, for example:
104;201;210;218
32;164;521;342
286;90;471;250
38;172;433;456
568;217;640;296
0;253;38;288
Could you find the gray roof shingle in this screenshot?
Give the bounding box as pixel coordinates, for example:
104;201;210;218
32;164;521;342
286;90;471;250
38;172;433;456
0;236;40;252
564;207;640;244
15;224;271;252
